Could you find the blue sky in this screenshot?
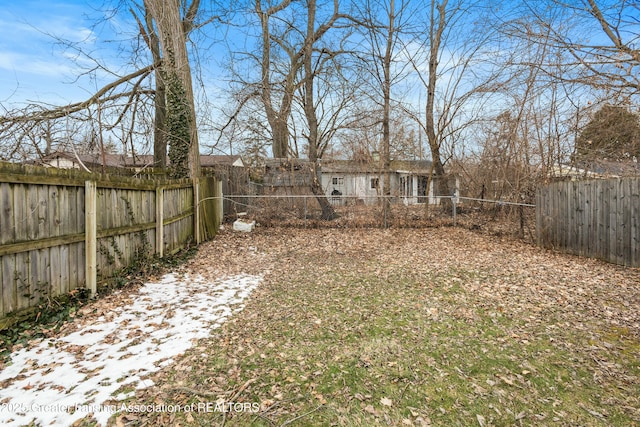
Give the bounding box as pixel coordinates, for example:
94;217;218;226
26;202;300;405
0;0;234;117
0;0;513;157
0;0;131;108
0;0;501;113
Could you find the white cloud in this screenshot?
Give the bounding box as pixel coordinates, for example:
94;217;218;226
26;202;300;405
0;2;104;105
0;51;75;77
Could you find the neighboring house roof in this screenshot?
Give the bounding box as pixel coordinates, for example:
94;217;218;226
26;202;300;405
550;164;605;179
36;152;151;169
321;160;373;174
201;155;244;168
552;160;640;179
390;160;434;174
575;160;640;177
36;152;244;169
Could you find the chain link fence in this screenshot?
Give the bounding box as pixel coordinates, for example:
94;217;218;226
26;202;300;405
215;194;536;241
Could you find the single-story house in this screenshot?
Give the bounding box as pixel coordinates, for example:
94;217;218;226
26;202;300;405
320;159;458;206
35;151;244;175
201;154;245;170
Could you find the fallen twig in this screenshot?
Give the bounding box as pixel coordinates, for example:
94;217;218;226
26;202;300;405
228;378;257;402
279;405;324;427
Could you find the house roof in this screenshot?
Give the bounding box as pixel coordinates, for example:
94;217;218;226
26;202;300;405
576;159;640;177
37;152;243;169
390;160;434;173
321;160;373;173
552;160;640;179
200;155;244;167
36;152;151;168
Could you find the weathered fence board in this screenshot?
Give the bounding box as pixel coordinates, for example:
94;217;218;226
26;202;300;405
537;177;640;267
199;176;223;241
0;162;221;324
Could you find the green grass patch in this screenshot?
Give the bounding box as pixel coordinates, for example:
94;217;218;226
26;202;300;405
127;230;640;426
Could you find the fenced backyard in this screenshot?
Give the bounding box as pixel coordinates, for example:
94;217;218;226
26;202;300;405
223;193;537;240
1;170;639;425
0;162;222;326
2;226;639;426
223;176;640;268
6;167;634;328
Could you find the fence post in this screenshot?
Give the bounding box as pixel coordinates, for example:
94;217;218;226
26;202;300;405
85;180;97;297
193;178;201;245
452;198;457;226
156;186;164;258
216;180;223;227
452;190;458;226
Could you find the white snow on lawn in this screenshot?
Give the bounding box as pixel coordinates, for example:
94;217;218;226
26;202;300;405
0;273;261;427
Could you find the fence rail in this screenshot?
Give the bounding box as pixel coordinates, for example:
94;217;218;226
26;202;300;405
221;194;535;206
0;162;221;325
220;193;536;236
536;177;640;267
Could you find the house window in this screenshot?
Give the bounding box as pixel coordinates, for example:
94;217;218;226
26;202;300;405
371;178;379;189
332;177;344;186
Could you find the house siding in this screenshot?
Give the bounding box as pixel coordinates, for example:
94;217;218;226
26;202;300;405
322;168;444;206
322;172;388;205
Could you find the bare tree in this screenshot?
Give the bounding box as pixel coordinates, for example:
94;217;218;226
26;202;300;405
379;0;399;221
253;0;348;161
131;1;167;168
482;0;627;192
355;0;415;222
300;0;344;220
521;0;640;97
255;0;295;158
0;0;210;178
0;64;156;163
424;0;448;200
408;0;507;208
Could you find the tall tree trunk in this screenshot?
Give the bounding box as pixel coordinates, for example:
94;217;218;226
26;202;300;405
146;0;200;178
381;0;395;226
271;119;290;158
426;0;451;209
147;6;167;169
303;0;337;220
257;0;294;159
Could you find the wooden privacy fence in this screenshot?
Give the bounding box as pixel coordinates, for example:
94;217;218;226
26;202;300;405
0;162;222;324
536;177;640;267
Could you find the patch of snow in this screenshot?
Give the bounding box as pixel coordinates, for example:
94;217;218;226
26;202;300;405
0;273;261;427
